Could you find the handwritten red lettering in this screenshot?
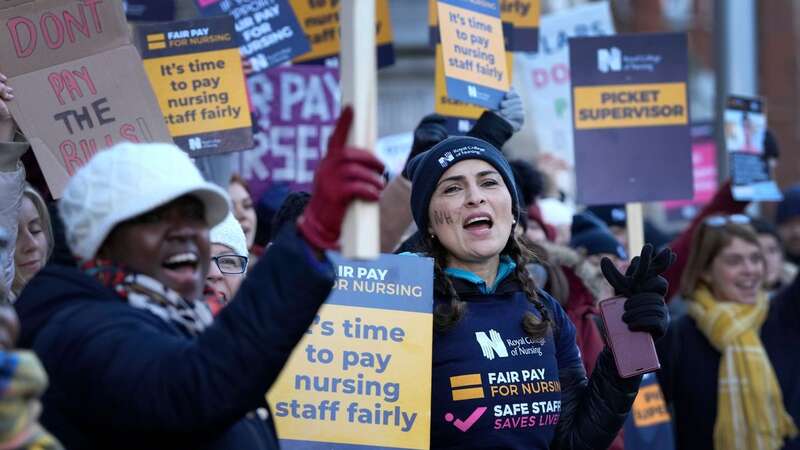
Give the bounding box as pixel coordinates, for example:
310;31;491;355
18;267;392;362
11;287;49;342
48;66;97;105
58;120;143;173
40;13;65;49
63;7;90;43
119;123;140;143
59;140;83;175
6;0;106;58
7;16;36;58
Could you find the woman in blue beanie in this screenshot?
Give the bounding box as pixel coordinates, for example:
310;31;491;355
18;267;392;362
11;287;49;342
405;136;674;449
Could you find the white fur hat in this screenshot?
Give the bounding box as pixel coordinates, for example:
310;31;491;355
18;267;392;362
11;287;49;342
210;213;248;257
59;142;230;260
538;197;575;227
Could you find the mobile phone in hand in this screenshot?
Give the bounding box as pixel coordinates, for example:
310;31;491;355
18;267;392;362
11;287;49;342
598;296;660;378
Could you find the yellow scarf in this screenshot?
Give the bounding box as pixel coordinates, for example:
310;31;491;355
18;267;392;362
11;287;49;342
688;286;798;450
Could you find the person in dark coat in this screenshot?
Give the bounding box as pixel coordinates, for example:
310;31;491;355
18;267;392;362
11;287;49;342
14;107;385;450
404;136;674;449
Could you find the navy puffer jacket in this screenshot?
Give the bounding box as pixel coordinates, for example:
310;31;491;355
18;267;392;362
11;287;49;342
15;227;334;450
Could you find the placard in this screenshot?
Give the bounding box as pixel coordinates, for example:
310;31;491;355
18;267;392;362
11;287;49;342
428;0;541;51
663;123;718;222
437;0;509;109
269;253;433;450
195;0;310;72
724;95;781;201
513;2;615;197
434;44;513;135
569;33;692;205
0;0;172;197
138;16;253;157
242;66;339;202
290;0;395;68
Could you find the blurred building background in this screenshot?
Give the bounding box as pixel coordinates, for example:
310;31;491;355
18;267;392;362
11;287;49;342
157;0;797;209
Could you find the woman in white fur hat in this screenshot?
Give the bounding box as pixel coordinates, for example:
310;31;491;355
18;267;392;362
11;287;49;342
14;107;383;450
206;213;249;314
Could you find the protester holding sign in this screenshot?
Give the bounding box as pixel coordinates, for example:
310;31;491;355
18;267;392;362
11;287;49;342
380;94;523;253
658;216;798;450
14;107;385;450
404;135;673;449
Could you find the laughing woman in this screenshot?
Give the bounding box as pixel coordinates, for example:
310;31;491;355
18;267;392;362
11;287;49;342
405;136;674;450
14;108;385;450
657;216;798;450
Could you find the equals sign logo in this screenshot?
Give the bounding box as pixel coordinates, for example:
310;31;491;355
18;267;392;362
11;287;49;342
146;33;167;50
450;373;485;401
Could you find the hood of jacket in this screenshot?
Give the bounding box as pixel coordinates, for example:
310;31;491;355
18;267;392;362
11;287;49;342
538;240;608;301
15;263;114;349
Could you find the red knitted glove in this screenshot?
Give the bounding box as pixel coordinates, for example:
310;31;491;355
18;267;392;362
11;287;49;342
297;106;385;251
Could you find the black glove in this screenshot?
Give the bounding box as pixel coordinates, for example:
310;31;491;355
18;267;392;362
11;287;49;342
601;244;675;339
401;113;448;179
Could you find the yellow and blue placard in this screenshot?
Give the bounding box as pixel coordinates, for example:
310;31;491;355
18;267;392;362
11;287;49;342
268;253;433;450
437;0;509;109
429;0;540;51
434;44;514;135
290;0;395;68
569;33;692;205
138;16;253;156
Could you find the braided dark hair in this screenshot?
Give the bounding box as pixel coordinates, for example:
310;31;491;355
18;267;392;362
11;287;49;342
421;232;552;339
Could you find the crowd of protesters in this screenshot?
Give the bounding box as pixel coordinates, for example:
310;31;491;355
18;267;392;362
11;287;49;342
0;20;798;450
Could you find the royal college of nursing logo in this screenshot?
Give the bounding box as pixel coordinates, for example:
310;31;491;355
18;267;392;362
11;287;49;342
188;137;203;151
438;151;456;168
474;329;508;360
597;47;622;73
596;46;662;73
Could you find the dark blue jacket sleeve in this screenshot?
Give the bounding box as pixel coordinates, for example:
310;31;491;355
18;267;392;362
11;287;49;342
33;227;334;436
539;292;642;450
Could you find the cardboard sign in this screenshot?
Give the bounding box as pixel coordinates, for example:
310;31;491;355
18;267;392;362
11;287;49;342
724;95;781;201
569;32;692;205
242;66;339;202
434;44;513;135
513;3;614;198
0;0;172;197
195;0;310;72
663;123;718;222
428;0;541;51
290;0;395;68
437;0;508;109
269;253;433;450
138;16;253;157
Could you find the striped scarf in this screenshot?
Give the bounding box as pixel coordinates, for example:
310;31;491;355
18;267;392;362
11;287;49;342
688;286;798;450
83;260;214;337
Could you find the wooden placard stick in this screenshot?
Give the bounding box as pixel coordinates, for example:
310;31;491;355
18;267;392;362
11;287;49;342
626;203;645;259
340;0;379;259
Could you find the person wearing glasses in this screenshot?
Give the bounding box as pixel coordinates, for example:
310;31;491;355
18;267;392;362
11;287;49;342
206;213;249;314
656;214;798;450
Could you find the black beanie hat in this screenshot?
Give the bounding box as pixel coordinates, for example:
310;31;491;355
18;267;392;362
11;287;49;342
406;136;519;234
570;211;627;259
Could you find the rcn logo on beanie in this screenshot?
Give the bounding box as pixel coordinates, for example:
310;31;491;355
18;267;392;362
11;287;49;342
437;146;486;168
